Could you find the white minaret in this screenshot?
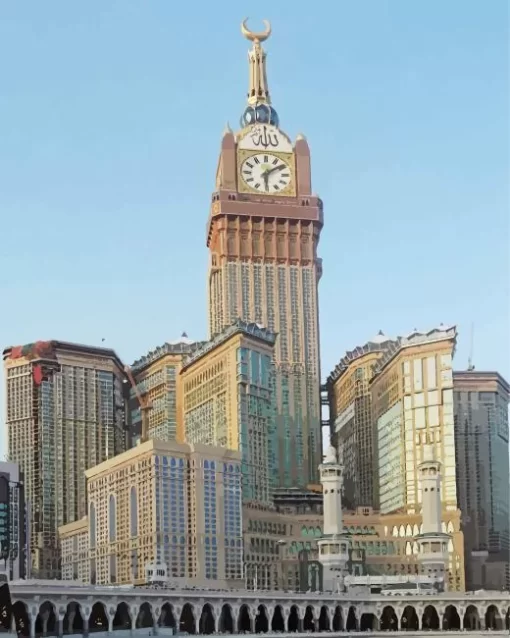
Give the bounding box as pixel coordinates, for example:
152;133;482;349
317;445;350;592
415;442;451;590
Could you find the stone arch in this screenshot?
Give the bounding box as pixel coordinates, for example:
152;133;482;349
360;612;377;631
89;602;108;633
318;606;330;632
463;605;480;630
112;602;131;631
63;602;84;634
443;605;461;630
346;606;357;632
380;605;398;631
237;605;252;633
270;606;285;633
332;606;343;631
287;606;300;633
401;605;419;631
254;605;269;634
199;604;215;635
218;605;234;634
158;603;176;629
303;606;315;632
180;604;196;635
12;601;30;637
422;605;440;630
136;603;154;629
35;601;57;636
485;604;503;631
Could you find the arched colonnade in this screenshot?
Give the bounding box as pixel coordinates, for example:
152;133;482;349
10;598;510;637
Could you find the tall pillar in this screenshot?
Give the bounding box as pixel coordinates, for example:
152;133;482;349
317;445;350;592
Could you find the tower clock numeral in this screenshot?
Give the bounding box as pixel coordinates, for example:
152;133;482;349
253;157;260;164
254;182;261;189
246;162;253;169
264;155;269;163
272;158;279;165
241;153;291;194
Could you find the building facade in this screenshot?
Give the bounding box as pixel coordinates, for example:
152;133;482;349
59;439;243;589
327;332;394;509
453;370;510;591
0;461;26;581
370;325;458;516
128;335;202;445
206;22;323;488
181;320;276;506
3;340;127;579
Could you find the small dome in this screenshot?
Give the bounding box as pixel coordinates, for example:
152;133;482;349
240;104;279;128
369;330;390;345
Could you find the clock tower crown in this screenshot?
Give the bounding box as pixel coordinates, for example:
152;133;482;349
240;18;279;129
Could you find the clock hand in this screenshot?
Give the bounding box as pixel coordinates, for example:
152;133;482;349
266;164;286;177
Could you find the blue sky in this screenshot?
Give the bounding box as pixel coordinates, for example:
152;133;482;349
0;1;508;455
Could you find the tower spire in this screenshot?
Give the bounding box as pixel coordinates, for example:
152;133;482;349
240;19;279;128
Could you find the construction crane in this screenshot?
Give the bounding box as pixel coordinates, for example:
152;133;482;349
124;365;152;443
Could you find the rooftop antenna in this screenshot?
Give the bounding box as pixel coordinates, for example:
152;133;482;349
467;322;475;371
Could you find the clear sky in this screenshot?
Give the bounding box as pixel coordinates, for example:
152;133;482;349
0;1;508;457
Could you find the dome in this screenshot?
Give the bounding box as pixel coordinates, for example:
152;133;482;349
369;330;391;345
241;104;279;128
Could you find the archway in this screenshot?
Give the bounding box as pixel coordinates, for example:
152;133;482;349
254;606;268;634
180;604;196;635
113;602;131;631
287;606;300;633
63;602;84;635
463;605;480;631
36;601;57;636
158;603;176;629
401;606;419;631
199;604;215;635
318;606;330;632
303;606;315;632
332;607;343;632
0;583;12;634
238;605;252;633
88;602;108;633
380;606;398;631
346;606;357;632
485;605;502;631
219;605;234;634
506;608;510;631
443;605;461;631
12;601;30;637
136;603;154;629
271;606;285;633
360;613;377;632
422;605;440;630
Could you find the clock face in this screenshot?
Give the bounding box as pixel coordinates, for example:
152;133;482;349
240;153;292;194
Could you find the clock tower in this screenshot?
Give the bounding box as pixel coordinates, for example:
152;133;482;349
207;20;324;487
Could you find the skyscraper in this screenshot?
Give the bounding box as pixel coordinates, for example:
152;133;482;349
453;370;510;591
3;340;127;578
206;20;323;487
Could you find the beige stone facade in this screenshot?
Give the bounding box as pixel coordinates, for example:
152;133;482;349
59;439;243;588
59;517;88;582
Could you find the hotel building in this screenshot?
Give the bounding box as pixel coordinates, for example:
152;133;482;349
128;334;202;445
3;340;127;579
59;439;243;588
181;320;276;506
327;331;394;509
453;369;510;591
0;461;26;582
207;23;323;488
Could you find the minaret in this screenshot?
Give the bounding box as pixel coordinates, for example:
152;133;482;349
415;442;451;590
317;445;350;592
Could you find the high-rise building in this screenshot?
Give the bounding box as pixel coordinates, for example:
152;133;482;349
369;325;464;591
327;332;394;508
206;21;324;487
128;334;202;445
3;340;127;579
453;369;510;591
181;319;276;506
0;462;26;582
59;439;243;588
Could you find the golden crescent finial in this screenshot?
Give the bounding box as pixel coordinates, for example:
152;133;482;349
241;18;271;44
